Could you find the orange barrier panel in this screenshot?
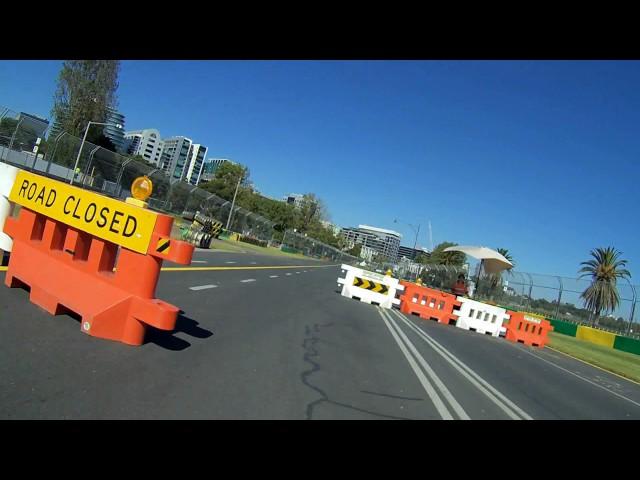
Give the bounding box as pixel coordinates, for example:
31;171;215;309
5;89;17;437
504;311;553;348
3;207;194;346
399;281;461;325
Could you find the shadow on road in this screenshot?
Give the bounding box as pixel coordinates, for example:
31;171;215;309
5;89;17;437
144;313;213;351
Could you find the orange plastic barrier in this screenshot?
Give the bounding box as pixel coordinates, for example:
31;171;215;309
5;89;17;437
3;207;194;345
399;281;461;325
504;311;553;348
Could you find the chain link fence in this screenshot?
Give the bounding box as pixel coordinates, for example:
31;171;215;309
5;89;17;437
0;106;359;265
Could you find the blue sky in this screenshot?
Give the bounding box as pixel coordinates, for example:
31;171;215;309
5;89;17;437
1;60;639;279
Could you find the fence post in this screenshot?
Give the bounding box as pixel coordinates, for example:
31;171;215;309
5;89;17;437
626;279;637;336
555;276;563;319
82;146;100;186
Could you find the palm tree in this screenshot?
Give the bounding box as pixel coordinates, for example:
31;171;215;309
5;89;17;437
496;248;514;269
487;248;515;294
578;247;631;326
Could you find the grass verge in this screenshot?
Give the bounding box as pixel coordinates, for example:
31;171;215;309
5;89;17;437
547;332;640;384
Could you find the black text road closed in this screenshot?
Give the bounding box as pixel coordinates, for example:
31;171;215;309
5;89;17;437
9;170;158;254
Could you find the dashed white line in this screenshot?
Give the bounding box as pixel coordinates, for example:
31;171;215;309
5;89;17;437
269;275;279;278
250;262;257;265
285;273;292;276
189;284;217;291
295;272;301;274
191;260;207;264
225;261;237;264
240;279;256;283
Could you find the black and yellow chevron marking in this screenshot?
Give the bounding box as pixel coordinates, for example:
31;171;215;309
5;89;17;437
156;238;171;254
353;276;388;295
211;221;223;238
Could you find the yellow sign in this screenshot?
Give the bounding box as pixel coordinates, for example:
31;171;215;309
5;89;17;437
9;170;158;254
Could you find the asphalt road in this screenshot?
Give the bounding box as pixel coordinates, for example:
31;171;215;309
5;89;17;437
1;255;640;419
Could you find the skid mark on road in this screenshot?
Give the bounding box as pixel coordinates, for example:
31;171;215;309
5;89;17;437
300;322;412;420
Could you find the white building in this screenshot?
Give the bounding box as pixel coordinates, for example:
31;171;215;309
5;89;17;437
184;143;209;185
124;128;164;166
160;136;193;181
340;224;402;262
283;193;305;209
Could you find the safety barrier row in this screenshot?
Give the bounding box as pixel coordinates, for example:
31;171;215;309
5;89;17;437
358;277;553;348
2;169;194;346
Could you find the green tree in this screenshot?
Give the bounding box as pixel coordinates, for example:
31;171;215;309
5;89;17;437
347;243;362;257
199;162;249;201
295;193;325;233
578;247;631;326
51;60;120;139
428;242;466;266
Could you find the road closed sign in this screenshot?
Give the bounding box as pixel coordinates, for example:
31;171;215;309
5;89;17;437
9;170;158;254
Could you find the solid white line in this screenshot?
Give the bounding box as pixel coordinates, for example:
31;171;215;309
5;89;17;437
505;342;640;410
377;309;453;420
191;260;207;264
240;279;256;283
189;284;217;291
269;275;279;278
390;309;532;420
381;309;470;420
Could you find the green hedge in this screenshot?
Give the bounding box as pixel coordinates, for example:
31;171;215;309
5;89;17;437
238;235;268;248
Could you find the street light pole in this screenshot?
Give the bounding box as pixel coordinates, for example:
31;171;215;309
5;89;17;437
71;121;122;185
8;117;24;150
394;218;421;258
225;175;242;230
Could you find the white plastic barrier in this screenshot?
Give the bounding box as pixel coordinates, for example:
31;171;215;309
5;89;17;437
455;297;510;337
0;163;19;252
337;264;404;309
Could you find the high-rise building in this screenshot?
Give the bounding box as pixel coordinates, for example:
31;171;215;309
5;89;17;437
103;107;126;154
124;128;164;166
340;224;402;262
184;143;209;185
160;136;192;181
200;158;236;183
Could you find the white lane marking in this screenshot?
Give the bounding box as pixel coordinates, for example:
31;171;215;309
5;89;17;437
390;309;532;420
191;260;207;264
296;272;301;274
377;309;454;420
250;262;257;265
240;279;256;283
285;273;292;276
269;275;279;278
504;341;640;410
225;261;237;264
189;284;217;291
380;308;469;420
303;270;307;272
